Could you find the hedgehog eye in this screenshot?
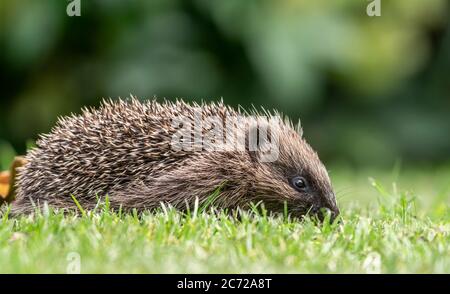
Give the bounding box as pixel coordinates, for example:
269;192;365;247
291;176;308;191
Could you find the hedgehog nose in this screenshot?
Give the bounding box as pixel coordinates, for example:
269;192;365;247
321;193;340;222
328;202;340;222
329;206;340;222
317;207;339;223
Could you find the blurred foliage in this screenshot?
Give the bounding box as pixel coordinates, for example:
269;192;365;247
0;0;449;167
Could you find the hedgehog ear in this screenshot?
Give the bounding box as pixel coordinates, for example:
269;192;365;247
245;120;279;163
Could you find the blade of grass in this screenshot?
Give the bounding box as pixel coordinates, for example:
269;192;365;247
200;181;226;213
70;194;86;217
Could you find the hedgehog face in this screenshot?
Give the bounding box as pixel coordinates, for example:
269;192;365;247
248;126;339;221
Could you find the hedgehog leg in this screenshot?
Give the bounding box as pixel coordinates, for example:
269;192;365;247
9;195;36;216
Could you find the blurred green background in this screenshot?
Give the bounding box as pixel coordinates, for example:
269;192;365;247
0;0;449;169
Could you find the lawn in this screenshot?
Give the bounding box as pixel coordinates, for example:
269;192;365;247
0;165;449;273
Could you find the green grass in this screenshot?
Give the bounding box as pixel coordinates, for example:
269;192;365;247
0;166;449;273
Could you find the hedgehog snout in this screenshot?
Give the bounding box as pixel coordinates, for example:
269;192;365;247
314;192;340;222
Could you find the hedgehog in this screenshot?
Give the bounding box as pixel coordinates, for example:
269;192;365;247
12;97;339;220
